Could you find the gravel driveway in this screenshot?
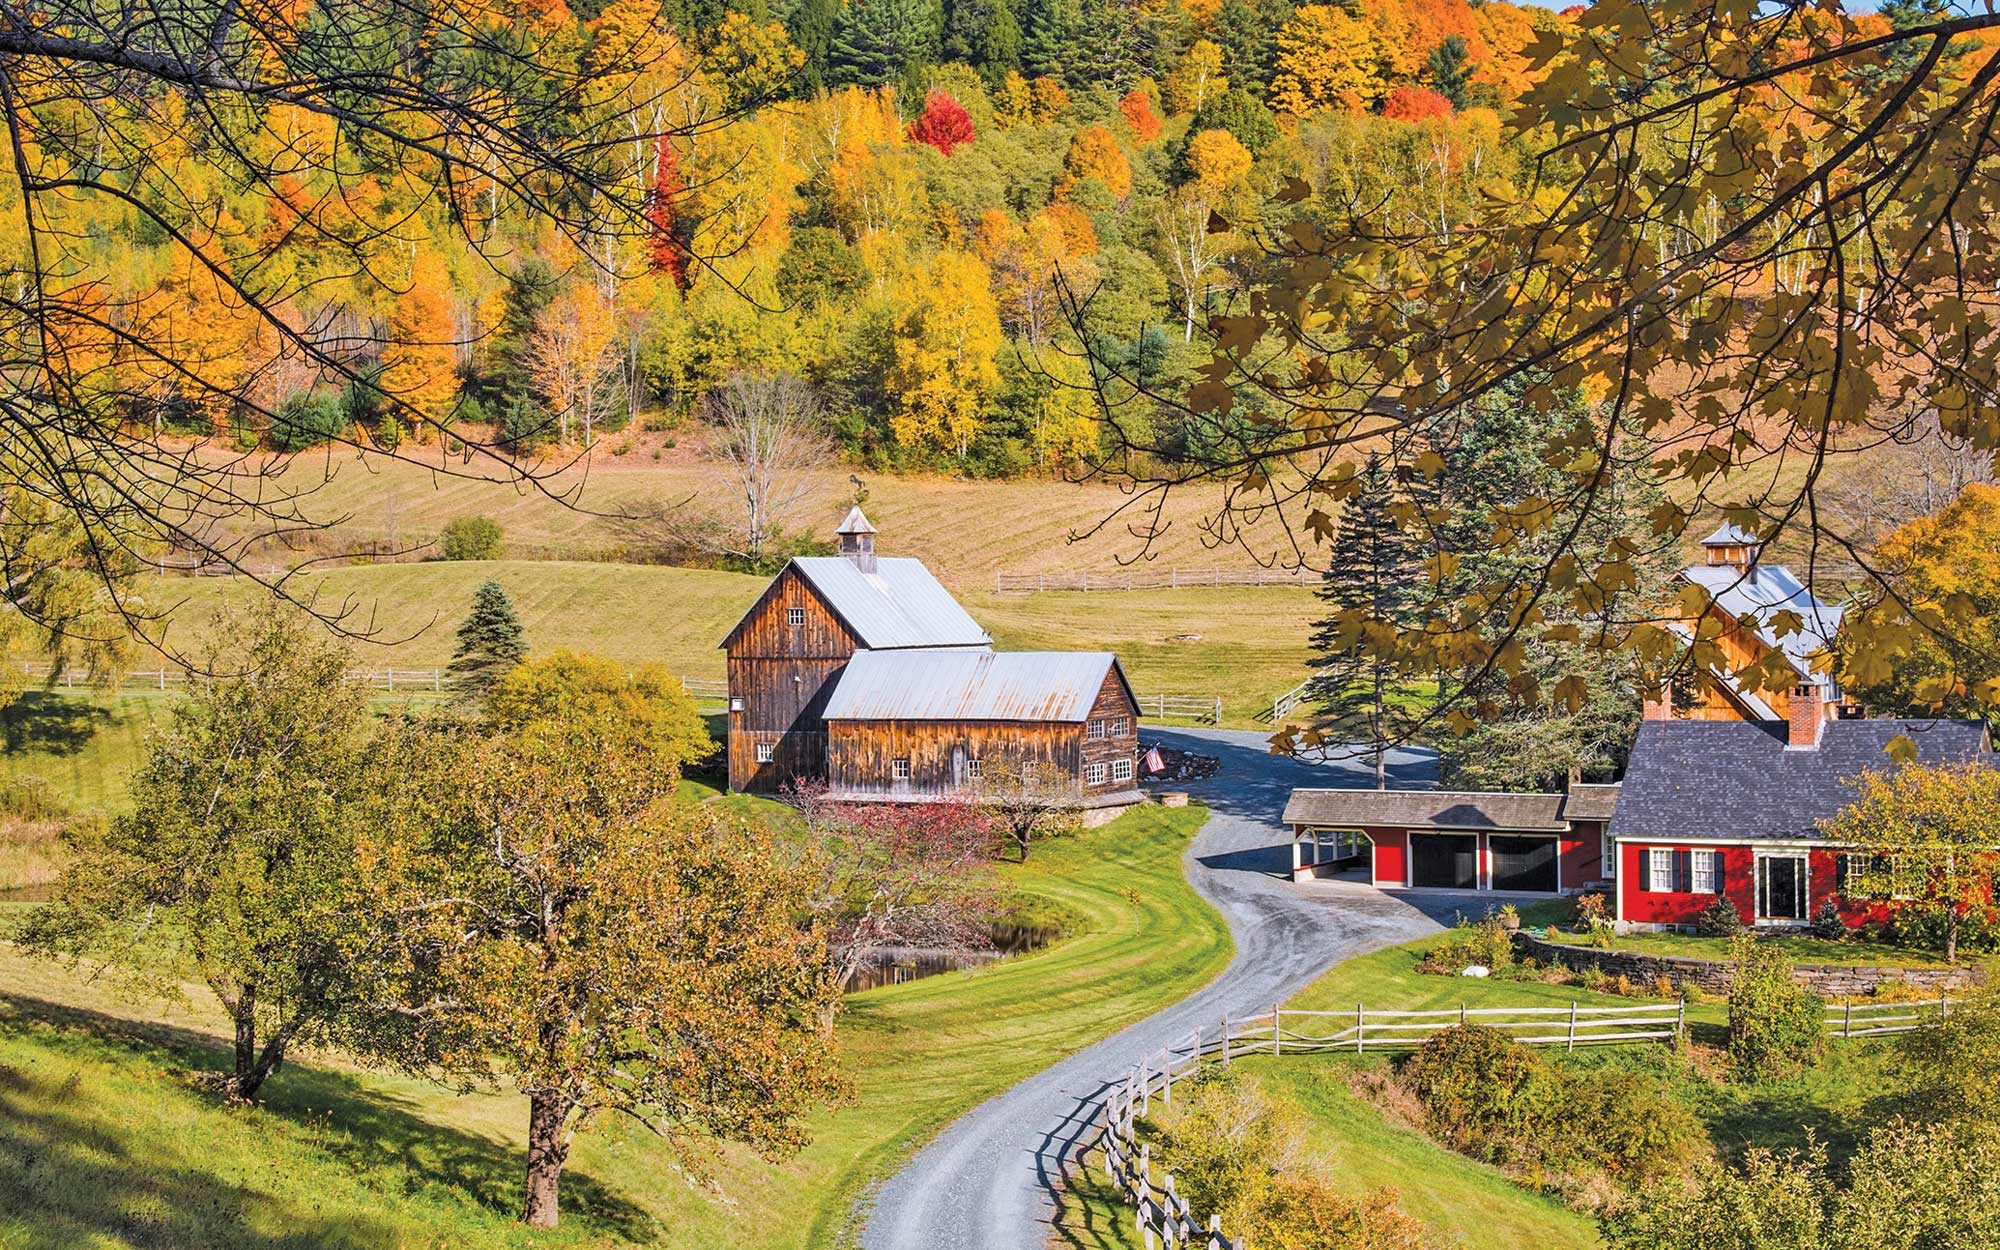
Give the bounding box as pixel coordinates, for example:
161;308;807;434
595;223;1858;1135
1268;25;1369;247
861;728;1465;1250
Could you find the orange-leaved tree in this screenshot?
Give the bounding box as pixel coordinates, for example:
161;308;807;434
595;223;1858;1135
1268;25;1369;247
378;249;462;443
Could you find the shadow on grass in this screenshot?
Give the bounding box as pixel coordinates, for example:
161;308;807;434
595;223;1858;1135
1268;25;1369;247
0;992;657;1246
0;692;114;757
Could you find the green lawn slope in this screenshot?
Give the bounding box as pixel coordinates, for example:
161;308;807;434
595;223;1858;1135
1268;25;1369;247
0;800;1230;1250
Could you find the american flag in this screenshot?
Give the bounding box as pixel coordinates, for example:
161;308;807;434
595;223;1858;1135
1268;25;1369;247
1142;747;1165;775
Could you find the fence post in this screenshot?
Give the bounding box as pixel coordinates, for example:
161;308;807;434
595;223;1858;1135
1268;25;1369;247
1567;1001;1576;1052
1943;991;1951;1020
1272;1005;1281;1056
158;669;166;690
1460;1002;1467;1027
1355;1002;1364;1053
1221;1013;1230;1067
1676;998;1687;1041
1844;999;1853;1039
1190;1026;1202;1067
434;669;442;692
1161;1047;1173;1106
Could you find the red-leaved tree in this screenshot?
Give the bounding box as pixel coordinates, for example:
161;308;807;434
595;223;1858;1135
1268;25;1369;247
908;90;977;156
1118;90;1162;143
647;134;691;288
1381;85;1454;122
784;782;998;1005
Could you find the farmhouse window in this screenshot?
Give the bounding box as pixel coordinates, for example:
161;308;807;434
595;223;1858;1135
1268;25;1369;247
967;757;982;780
1111;758;1134;782
892;757;911;781
755;742;775;763
787;606;805;627
1838;852;1910;901
1087;719;1107;741
1109;716;1129;735
1085;762;1108;785
1691;850;1718;894
1646;848;1672;892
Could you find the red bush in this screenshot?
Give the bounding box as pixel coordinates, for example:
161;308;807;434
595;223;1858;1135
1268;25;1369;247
908;90;976;156
1118;89;1162;143
1381;85;1454;122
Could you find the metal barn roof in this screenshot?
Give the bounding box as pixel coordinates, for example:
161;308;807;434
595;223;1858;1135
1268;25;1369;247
787;557;991;650
1679;561;1843;679
1283;789;1571;832
1701;522;1763;547
823;649;1124;722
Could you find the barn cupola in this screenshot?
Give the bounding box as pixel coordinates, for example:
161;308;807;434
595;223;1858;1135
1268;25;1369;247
1701;521;1762;571
836;507;878;574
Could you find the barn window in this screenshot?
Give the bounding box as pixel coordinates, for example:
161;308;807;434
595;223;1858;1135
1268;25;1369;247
755;742;775;763
1087;719;1107;741
892;757;911;781
1085;762;1108;785
1111;758;1133;782
967;757;982;780
1110;716;1129;735
787;606;805;627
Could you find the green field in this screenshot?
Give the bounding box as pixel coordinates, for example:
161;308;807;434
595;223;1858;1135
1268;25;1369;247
0;799;1231;1250
136;560;1318;727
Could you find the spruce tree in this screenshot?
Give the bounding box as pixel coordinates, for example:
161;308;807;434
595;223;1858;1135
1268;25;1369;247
1020;0;1070;82
979;0;1021;80
827;0;941;87
1425;35;1471;109
447;580;529;704
788;0;842;91
1307;455;1422;789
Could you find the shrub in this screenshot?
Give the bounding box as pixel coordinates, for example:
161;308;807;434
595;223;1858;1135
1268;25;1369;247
1573;892;1610;927
1696;896;1748;938
1895;987;2000;1123
0;775;66;821
270;389;347;451
1556;1068;1705;1179
1725;935;1824;1082
438;516;503;561
1809;898;1847;941
1415;917;1512;975
1235;1177;1430;1250
1149;1071;1304;1219
1401;1026;1549;1155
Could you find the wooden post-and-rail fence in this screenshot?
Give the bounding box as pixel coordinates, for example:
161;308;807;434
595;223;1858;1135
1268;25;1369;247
1097;1001;1686;1248
14;662;733;704
993;567;1316;594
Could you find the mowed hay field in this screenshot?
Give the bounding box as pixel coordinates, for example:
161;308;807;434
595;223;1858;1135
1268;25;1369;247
198;437;1309;583
145;561;1322;724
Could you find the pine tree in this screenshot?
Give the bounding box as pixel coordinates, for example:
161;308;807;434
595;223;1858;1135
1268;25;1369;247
1425;34;1470;109
1306;455;1422;789
448;580;529;704
788;0;842;90
1020;0;1071;82
827;0;941;87
980;0;1021;80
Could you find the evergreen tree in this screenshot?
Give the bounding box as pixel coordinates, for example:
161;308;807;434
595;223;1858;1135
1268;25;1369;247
1305;454;1425;789
788;0;842;91
447;580;529;703
980;0;1022;80
1020;0;1072;82
1213;0;1286;94
943;0;988;63
1425;34;1471;109
827;0;941;87
483;258;557;410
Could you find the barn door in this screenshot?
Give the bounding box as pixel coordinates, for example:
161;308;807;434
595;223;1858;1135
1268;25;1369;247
950;744;967;789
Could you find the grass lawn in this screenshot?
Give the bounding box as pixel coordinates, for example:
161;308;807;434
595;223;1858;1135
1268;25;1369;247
0;799;1231;1250
0;694;161;817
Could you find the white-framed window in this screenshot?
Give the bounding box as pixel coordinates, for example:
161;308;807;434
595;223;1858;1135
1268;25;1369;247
1086;719;1107;741
755;742;775;763
1691;850;1717;894
1111;758;1134;782
1110;716;1129;735
787;606;805;626
1648;848;1673;893
967;757;982;780
1602;831;1616;878
892;757;911;781
1085;762;1108;785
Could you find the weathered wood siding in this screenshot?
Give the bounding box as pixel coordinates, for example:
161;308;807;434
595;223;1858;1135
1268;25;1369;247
826;719;1083;799
725;566;861;792
1080;668;1140;794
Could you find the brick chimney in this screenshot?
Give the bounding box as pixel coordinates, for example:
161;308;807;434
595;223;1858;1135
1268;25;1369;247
836;507;878;574
1642;680;1674;720
1787;681;1824;749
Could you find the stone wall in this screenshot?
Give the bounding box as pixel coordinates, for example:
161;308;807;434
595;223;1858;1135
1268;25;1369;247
1514;933;1986;997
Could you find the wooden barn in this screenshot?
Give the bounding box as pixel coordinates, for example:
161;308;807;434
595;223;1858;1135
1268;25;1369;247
720;509;1142;810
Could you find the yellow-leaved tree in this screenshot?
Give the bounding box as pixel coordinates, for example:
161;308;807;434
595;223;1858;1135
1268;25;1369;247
887;250;1002;459
1185;128;1254;195
1271;4;1387;115
1056;125;1132;200
379;249;461;442
1163;38;1227;115
1031;349;1102;466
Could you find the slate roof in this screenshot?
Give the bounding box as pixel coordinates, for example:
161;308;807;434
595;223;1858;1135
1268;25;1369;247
1680;561;1843;679
1561;783;1621;823
783;557;991;650
823;649;1129;722
1283;789;1570;832
1609;718;1993;842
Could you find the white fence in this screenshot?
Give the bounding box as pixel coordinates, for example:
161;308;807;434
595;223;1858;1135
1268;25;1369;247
1266;678;1314;723
1097;1001;1684;1248
1826;995;1955;1038
993;567;1316;594
1136;694;1223;724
